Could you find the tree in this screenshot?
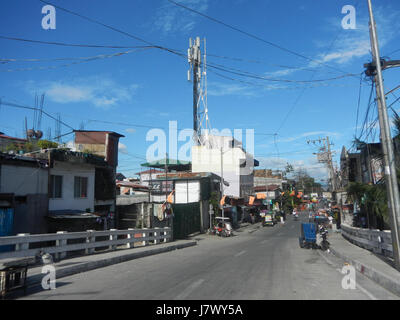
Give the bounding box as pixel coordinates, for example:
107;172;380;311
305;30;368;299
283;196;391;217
37;139;58;150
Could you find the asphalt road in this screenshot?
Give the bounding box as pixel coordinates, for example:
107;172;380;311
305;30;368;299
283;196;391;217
20;212;399;300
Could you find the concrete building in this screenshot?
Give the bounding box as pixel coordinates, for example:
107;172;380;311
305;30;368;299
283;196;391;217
151;171;221;234
136;169;165;187
0;153;48;235
73;130;124;219
339;146;362;189
0;132;27;152
254;169;284;189
191;135;257;198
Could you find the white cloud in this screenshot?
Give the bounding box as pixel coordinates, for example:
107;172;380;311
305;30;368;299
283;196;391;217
154;0;208;34
118;142;128;154
315;5;400;66
258;156;328;181
277;131;341;143
125;128;137;134
26;77;139;109
208;82;257;97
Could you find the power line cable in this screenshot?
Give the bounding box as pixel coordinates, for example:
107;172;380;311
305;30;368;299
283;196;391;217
354;73;363;138
0;49;148;72
0;35;154;49
167;0;356;77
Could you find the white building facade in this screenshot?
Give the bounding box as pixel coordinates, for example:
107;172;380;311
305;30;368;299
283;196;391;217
191;135;255;198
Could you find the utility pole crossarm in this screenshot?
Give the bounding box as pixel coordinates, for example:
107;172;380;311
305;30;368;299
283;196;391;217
364;60;400;76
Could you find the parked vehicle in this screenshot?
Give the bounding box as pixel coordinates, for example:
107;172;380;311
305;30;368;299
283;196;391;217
213;217;233;237
317;224;330;251
299;222;317;249
261;213;275;227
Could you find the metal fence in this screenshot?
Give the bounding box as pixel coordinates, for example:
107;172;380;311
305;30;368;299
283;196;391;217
341;224;393;258
0;227;172;261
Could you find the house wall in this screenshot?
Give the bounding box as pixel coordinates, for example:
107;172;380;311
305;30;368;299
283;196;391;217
192;146;249;197
0;164;48;195
0;164;49;234
254;177;283;188
49;161;95;212
140;172;163;186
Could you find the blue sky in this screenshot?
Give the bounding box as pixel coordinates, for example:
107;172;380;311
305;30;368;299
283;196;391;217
1;0;400;181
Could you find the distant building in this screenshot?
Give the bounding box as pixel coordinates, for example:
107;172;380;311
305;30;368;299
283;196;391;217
192;135;258;198
136;169;165;187
254;169;284;189
0;132;27;152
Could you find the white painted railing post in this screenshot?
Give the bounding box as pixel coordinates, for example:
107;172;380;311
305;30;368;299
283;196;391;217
163;228;168;243
142;228;148;247
56;231;68;260
109;229;117;250
86;230;96;255
126;228;134;249
154;227;159;244
15;233;30;251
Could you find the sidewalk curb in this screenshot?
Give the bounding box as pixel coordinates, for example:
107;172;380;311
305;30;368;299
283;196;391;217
329;245;400;297
26;241;197;288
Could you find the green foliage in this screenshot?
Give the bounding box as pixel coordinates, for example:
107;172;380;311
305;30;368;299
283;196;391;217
5;143;19;152
37;139;58;150
393;109;400;137
346;181;389;226
209;191;219;212
24;142;34;152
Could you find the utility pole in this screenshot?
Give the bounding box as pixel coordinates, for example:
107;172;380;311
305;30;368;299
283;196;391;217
188;37;201;145
367;0;400;270
309;137;337;193
220;147;224;220
325;136;337;192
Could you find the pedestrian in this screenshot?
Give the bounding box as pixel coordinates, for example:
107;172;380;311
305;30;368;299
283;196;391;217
328;215;333;229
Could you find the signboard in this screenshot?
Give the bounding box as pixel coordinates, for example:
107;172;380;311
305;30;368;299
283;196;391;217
317;152;329;163
371;157;384;184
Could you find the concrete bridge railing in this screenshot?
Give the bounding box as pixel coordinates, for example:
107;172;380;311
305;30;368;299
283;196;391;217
0;227;172;261
341;224;392;258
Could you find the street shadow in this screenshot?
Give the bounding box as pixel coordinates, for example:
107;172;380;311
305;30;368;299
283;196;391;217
5;281;72;300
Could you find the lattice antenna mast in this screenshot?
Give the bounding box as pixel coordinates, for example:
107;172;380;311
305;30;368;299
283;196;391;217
198;38;212;147
188;37;212;146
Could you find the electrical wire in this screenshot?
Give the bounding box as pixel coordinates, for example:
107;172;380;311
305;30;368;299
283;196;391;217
0;35;154;49
167;0;356;78
0;49;149;72
354;73;363;138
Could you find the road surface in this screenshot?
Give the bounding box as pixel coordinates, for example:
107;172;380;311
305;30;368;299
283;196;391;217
20;212;399;300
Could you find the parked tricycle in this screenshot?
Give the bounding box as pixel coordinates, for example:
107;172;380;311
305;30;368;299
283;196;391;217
298;222;318;249
212;217;233;237
261;211;275;227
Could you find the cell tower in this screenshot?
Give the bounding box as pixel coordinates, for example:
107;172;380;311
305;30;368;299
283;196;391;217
188;37;211;146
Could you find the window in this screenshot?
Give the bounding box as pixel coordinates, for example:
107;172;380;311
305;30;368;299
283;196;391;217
74;176;88;198
50;175;63;198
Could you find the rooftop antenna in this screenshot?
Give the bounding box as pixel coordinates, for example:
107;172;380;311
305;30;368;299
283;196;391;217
188;37;212;147
37;93;45;131
55;113;61;143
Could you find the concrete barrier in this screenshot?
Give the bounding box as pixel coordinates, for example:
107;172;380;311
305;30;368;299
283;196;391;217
0;227;172;261
341;224;393;258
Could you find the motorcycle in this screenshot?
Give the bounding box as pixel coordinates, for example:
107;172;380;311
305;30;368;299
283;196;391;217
316;225;330;251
